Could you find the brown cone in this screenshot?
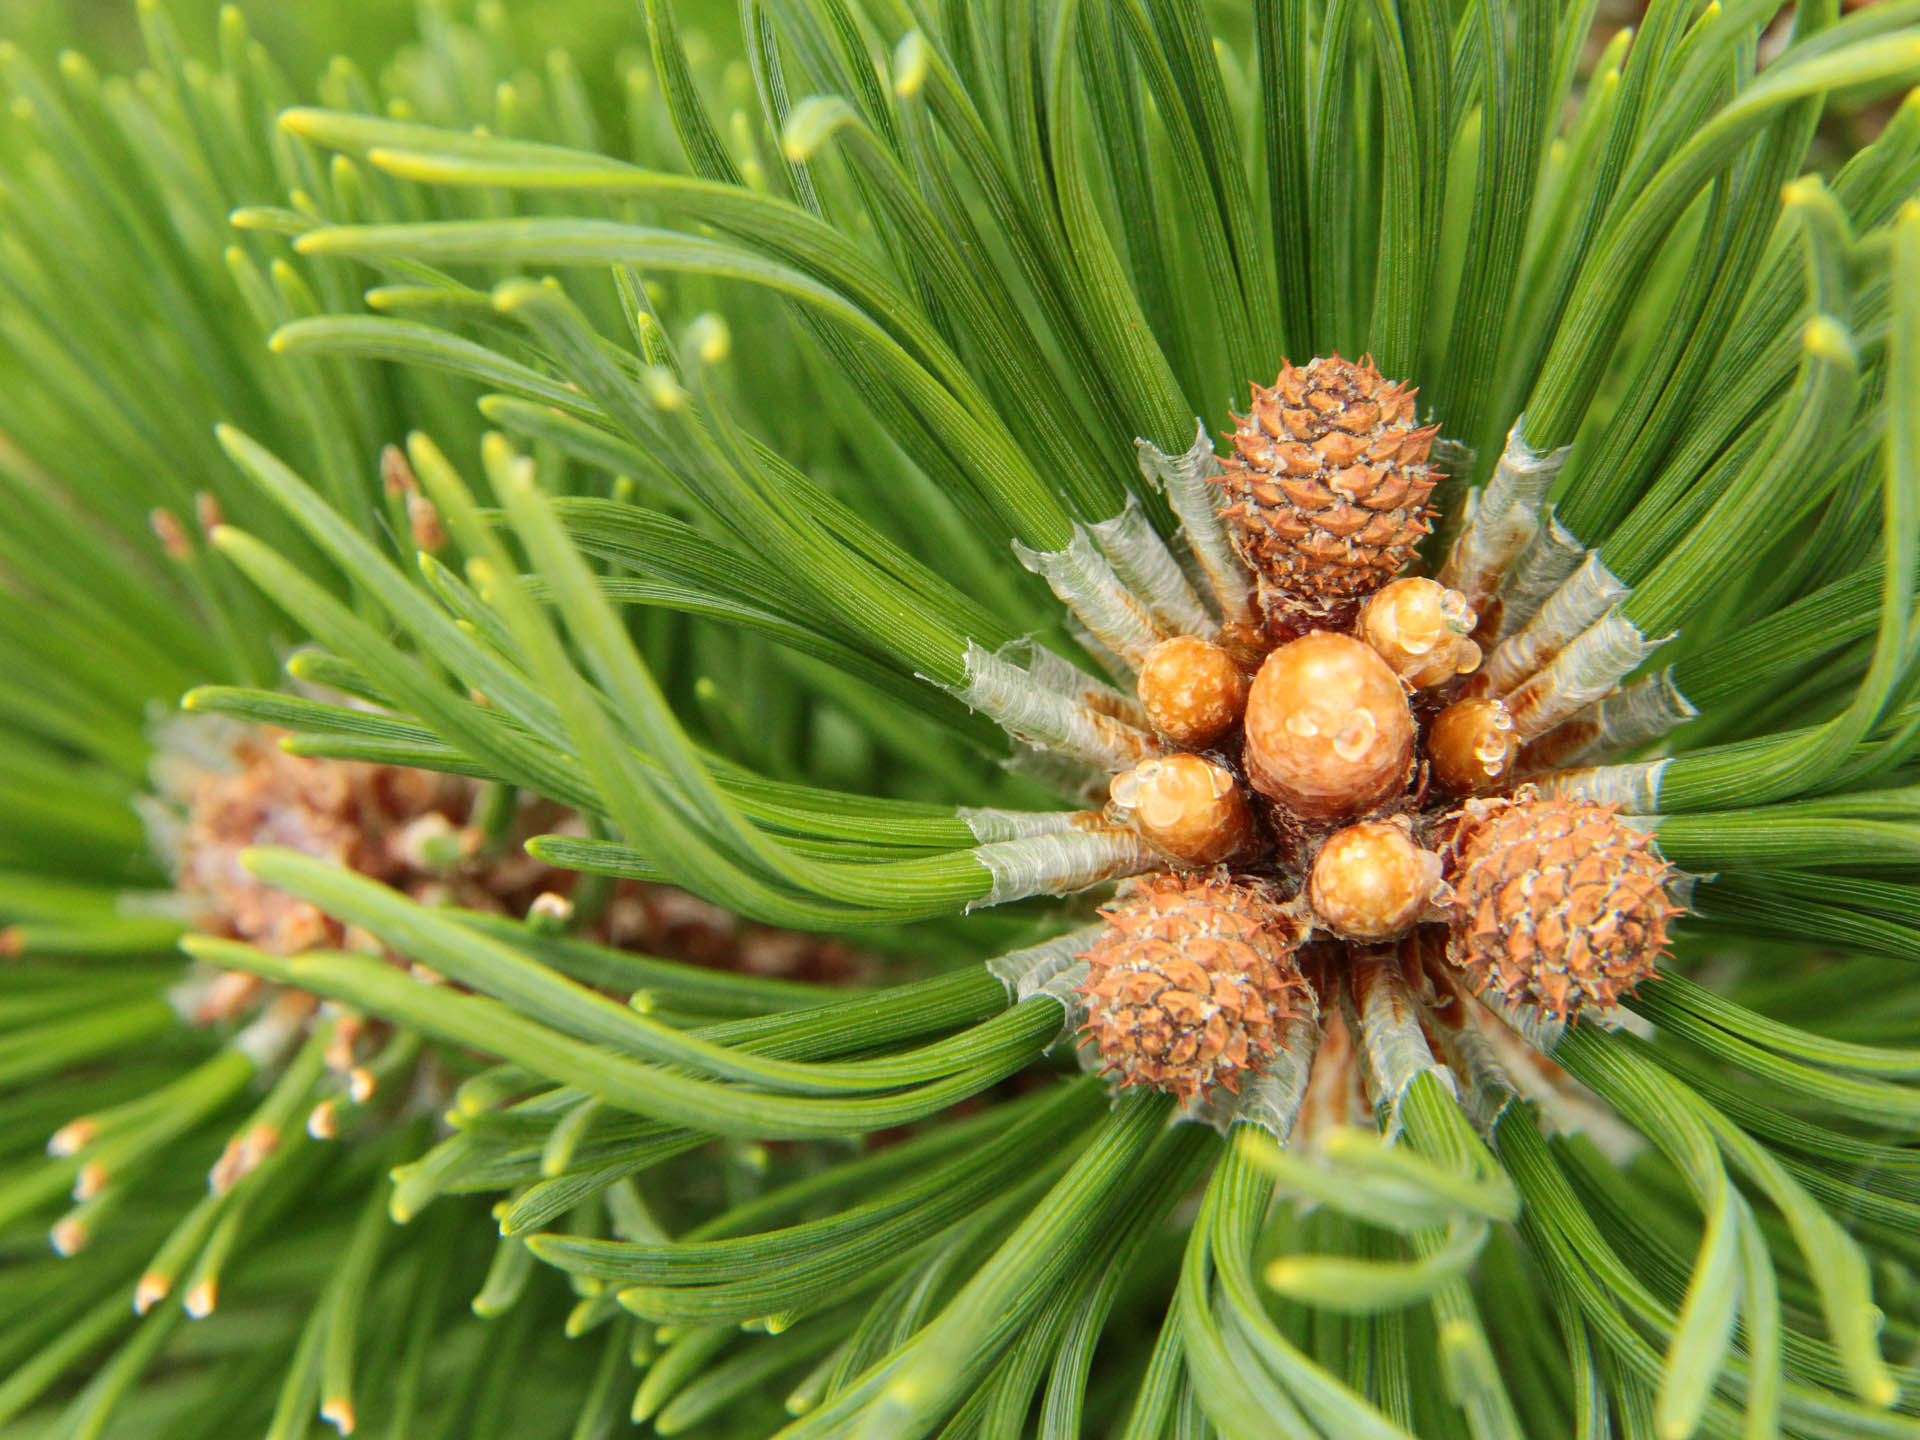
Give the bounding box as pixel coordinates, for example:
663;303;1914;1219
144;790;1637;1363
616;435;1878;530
1216;354;1440;637
1441;794;1680;1020
149;720;869;1018
1077;870;1311;1103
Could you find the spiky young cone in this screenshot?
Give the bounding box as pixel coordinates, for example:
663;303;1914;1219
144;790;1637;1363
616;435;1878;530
1441;793;1681;1019
1078;870;1311;1103
1217;355;1440;638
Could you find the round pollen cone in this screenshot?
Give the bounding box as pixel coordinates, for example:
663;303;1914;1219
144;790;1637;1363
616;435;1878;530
1107;754;1254;868
1135;636;1250;749
1242;632;1415;820
1428;698;1517;796
1307;820;1444;941
1359;578;1481;689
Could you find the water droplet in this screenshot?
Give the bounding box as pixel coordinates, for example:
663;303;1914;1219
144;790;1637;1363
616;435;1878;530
1109;768;1143;808
1333;711;1377;761
1287;712;1320;739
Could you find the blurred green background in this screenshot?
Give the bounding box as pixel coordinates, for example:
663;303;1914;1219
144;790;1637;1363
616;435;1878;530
0;1;656;77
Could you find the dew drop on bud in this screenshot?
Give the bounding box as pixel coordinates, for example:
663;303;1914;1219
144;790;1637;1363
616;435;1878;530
1106;754;1253;867
1333;711;1376;762
1359;578;1482;688
1429;697;1516;796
